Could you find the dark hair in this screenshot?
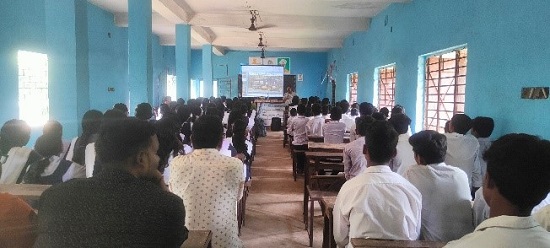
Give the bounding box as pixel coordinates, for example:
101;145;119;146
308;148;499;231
359;102;375;116
192;115;223;149
409;130;447;164
355;116;375;137
350;108;358;117
0;119;31;155
24;134;63;184
483;133;550;211
339;100;350;113
311;103;321;116
330;106;342;121
291;96;300;106
96;118;156;165
472;116;494;138
113;103;129;115
297;104;306;115
364;120;399;164
321;105;330;116
379;107;389;118
43;120;63;137
103;109;127;122
372;112;387;121
391;105;405;115
289;108;297;117
388;114;411;134
444;120;451;133
450;114;472;134
155;116;180;172
232;118;250;163
72;110;103;165
135;103;153;120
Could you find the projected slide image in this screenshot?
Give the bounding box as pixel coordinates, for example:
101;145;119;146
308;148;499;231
241;66;284;97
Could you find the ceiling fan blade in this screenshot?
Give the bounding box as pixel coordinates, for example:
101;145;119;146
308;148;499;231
256;24;276;30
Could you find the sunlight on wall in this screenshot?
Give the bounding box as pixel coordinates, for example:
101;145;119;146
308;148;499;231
18;50;49;127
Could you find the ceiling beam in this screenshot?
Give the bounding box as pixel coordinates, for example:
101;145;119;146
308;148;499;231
190;13;369;32
151;0;193;23
213;36;342;50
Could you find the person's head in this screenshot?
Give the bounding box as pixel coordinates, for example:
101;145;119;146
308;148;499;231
43;120;63;137
444;120;451;133
355;116;375;137
81;110;103;135
483;133;550;214
391;105;405;115
163;96;172;105
450;114;472;134
363;120;399;165
471;116;494;138
95;118;159;179
0;119;31;153
321;105;330;116
155;116;180;172
191;115;224;149
135;103;153;120
350;108;358;117
359;102;375;116
372;112;387;121
176;98;185;106
311;103;322;116
300;98;308;105
339;100;350;113
289;108;297;117
291;96;300;106
113;103;129;116
388;114;411;134
379;107;389;118
34;134;63;158
330;106;342;121
321;98;330;106
409;130;447;165
103;109;127;123
297;104;306;116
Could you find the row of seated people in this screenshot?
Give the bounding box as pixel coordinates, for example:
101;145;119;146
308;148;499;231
0;96;259;247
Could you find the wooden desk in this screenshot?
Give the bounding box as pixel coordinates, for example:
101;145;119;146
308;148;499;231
351;238;446;248
307;142;346;152
0;184;51;201
308;136;350;144
321;195;337;248
181;230;212;248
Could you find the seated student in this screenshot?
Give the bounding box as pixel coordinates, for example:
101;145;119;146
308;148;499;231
445;134;550;247
444;114;482;195
342;116;374;180
388;114;415;174
349;102;375;142
66;110;103;167
23;134;85;185
306;103;325;137
323;107;346;144
0;193;37;247
333;121;422;248
34;118;188;247
403;130;474;242
534;205;550;231
113;103;129;116
42;120;71;158
0;119;42;184
471;116;494;179
135;102;154;121
286;108;298;137
339;100;355;132
379;107;390;119
290;104;309;173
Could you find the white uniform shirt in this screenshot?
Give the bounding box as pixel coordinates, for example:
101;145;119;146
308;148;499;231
306;115;325;137
323;121;346;144
476;137;492;179
333;165;422;248
290;116;309;145
444;216;550;248
444;133;481;188
340;114;355;132
403;163;474;242
342;137;367;180
534;205;550;231
389;134;415;174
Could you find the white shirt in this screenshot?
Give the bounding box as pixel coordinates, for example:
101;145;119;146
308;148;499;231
444;215;550;248
403;163;474;242
323;121;346;144
306;115;325;137
389;134;415;174
476;137;492;179
349;122;358;142
444;133;482;188
40;155;86;182
290;116;309;145
342;137;367;180
534;205;550;231
0;147;32;184
340;114;355;132
286;116;296;135
333;165;422;248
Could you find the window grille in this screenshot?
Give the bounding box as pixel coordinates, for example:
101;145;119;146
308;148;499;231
377;65;396;111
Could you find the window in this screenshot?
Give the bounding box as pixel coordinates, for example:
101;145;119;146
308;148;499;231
166;74;177;100
190;79;198;99
18;50;49;126
375;64;396;111
199;80;204;97
423;48;467;132
213;80;218;98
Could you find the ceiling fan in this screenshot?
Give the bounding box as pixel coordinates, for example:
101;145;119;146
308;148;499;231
248;10;275;31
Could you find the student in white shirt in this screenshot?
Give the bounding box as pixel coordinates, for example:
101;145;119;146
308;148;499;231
445;133;550;247
534;205;550;231
306;103;324;137
470;116;494;179
323;107;346;144
342;116;374;180
349;102;375;142
403;130;474;242
388;114;415;174
333;121;422;248
290;104;309;173
444;114;481;196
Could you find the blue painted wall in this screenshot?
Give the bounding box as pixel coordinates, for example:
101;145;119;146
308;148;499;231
328;0;550;139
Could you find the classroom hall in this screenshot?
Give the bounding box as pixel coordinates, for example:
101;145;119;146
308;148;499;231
1;0;550;247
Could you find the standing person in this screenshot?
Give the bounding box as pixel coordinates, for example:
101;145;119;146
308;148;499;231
170;115;245;248
0;119;42;184
403;131;473;242
445;134;550;247
34;118;188;247
333;121;422;248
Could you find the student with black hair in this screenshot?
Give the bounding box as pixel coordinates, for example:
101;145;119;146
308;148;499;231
290;104;309;173
333;121;421;247
403;130;473;242
0;119;42;184
446;133;550;247
349;102;375;141
323;106;346;143
112;103;129;116
35;118;188;247
306;103;324;137
471;116;494;179
388;114;415;174
342;116;374;180
135;102;154;121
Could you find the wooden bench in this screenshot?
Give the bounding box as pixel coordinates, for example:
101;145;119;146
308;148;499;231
350;238;446;248
181;230;212;248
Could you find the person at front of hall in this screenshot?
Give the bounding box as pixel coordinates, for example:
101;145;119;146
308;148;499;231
34;118;188;247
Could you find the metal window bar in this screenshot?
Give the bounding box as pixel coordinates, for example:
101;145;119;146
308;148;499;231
378;66;395;110
424;49;467;132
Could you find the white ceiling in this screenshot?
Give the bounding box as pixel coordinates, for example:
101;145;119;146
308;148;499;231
87;0;408;54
